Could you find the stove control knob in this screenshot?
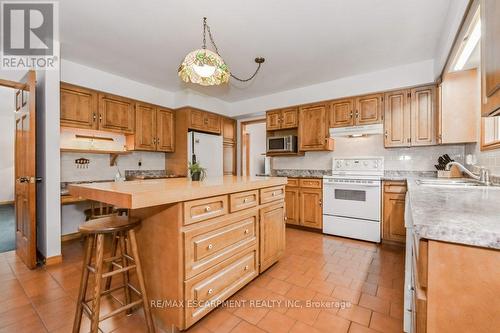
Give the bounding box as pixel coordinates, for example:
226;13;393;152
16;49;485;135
336;161;342;168
363;161;368;166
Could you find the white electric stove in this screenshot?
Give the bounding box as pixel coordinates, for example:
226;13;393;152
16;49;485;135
322;157;384;242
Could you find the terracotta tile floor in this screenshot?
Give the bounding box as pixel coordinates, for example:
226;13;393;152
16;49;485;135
0;228;404;333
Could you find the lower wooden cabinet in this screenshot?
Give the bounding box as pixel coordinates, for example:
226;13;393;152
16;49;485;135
285;178;323;230
382;181;407;243
259;202;285;272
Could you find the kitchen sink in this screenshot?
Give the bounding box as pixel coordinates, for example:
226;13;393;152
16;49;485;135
415;178;493;188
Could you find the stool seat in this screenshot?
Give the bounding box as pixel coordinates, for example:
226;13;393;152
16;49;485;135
79;216;141;234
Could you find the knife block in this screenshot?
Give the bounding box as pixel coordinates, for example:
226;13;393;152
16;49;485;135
437;165;462;178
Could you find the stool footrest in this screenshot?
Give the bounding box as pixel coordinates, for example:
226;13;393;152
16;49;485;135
101;264;136;278
99;299;143;321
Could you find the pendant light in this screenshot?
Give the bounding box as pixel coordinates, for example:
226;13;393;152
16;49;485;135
178;17;265;86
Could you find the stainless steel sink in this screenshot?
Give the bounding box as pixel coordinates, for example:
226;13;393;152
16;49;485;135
415;178;487;188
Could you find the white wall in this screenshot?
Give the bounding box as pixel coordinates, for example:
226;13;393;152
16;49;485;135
273;135;465;171
245;123;267;176
0;86;15;202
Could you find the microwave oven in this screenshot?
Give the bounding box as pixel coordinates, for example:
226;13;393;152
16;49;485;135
267;135;297;153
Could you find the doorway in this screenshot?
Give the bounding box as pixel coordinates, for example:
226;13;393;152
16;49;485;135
0;85;16;253
240;119;267;177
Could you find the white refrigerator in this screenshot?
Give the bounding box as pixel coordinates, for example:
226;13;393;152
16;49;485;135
187;131;223;178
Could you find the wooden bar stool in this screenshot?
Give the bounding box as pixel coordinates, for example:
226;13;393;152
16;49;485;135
73;215;155;333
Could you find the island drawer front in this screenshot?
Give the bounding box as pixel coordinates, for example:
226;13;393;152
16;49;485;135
184;248;258;328
184;195;228;225
184;210;258;279
384;181;407;193
260;186;285;204
287;178;299;187
299;179;322;188
229;190;259;213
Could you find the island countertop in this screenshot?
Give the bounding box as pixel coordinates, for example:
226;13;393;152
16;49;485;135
68;176;287;209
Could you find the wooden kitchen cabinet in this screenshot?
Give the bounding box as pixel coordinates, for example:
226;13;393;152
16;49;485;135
355;93;383;125
266;107;298;130
298;103;334;151
222;117;236;143
382;181;407;243
329;98;354;128
384;85;437;148
187;108;221;134
60;83;98;129
222;117;237;175
285;178;322;230
259;202;286;272
98;93;135;134
480;0;500;116
127;104;174;152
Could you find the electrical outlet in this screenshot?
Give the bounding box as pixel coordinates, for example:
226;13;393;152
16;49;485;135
138;159;142;167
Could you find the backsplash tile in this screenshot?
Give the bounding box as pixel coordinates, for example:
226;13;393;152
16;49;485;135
465;143;500;176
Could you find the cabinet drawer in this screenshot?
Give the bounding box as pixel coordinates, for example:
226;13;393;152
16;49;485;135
287;178;299;187
185;249;258;327
229;190;259;213
184;210;258;279
384;182;407;193
184;195;228;225
299;179;322;189
260;186;285;204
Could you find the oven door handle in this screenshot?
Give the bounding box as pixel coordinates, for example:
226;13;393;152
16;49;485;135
324;183;381;188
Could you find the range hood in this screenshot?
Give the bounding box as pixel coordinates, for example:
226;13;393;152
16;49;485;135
329;123;384;138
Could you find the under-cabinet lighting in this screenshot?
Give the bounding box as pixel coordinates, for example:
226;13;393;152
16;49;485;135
453;19;481;71
349;134;365;138
75;134;114;142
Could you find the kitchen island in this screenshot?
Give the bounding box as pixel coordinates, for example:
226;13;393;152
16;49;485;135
69;176;287;331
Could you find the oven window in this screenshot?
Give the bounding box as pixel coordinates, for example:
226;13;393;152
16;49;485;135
268;139;285;150
334;189;366;201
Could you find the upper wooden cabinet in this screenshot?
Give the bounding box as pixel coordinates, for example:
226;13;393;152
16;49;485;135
187;108;221;134
481;0;500;116
329;99;354;128
355;93;383;125
384;85;437;148
222;117;236;175
298;103;333;151
266;107;298;130
222;117;236;143
126;104;174;152
98;93;135;134
60;83;97;129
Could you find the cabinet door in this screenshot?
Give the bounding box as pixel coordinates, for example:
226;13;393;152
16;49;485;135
285;187;300;225
299;188;322;229
298;104;329;151
222;117;236;143
205;113;221;134
411;86;436;146
189;109;206;131
329;99;354;128
384;90;410;147
223;143;236;175
281;108;298;129
383;192;406;243
98;93;135;133
156;108;175;152
481;0;500;116
134;103;156;151
266;110;281;130
259;202;285;272
60;83;97;129
355;94;383;125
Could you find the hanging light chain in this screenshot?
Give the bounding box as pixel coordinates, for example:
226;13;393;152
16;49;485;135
201;17;264;82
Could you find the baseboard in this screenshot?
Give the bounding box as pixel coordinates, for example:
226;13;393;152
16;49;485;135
45;255;62;265
0;200;14;206
61;232;82;242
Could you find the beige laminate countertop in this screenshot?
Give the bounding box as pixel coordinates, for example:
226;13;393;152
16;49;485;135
68;176;287;209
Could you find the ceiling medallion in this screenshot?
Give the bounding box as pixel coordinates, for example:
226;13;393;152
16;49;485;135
178;17;265;86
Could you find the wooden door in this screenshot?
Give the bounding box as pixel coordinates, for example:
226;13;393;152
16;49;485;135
329;99;354;128
355;94;383;125
384;90;410;147
204;113;221;134
298;104;328;151
266;110;281;130
411;86;436;146
60;83;97;129
189;109;206;131
383;192;406;243
134;102;157;151
299;188;322;229
284;187;300;225
98;93;135;133
15;71;37;269
156;108;175;152
281;108;298;129
259;202;285;272
222;117;236;143
481;0;500;116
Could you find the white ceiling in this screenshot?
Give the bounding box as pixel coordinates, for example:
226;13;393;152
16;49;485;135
60;0;457;102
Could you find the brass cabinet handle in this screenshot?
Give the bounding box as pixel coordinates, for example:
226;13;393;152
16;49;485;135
207;244;213;250
157;137;160;144
244;229;249;234
243;198;249;203
272;192;276;197
207;288;213;294
385;130;388;138
244;265;249;271
92;113;97;122
204;206;211;212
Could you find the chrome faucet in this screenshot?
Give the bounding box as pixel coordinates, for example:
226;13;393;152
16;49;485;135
445;162;491;185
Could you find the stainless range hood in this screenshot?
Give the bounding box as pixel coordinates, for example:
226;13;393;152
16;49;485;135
329;123;384;138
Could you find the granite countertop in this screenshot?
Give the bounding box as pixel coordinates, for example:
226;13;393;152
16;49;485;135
257;169;330;179
406;178;500;250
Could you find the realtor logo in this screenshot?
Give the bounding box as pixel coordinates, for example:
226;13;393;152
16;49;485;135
1;1;59;69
